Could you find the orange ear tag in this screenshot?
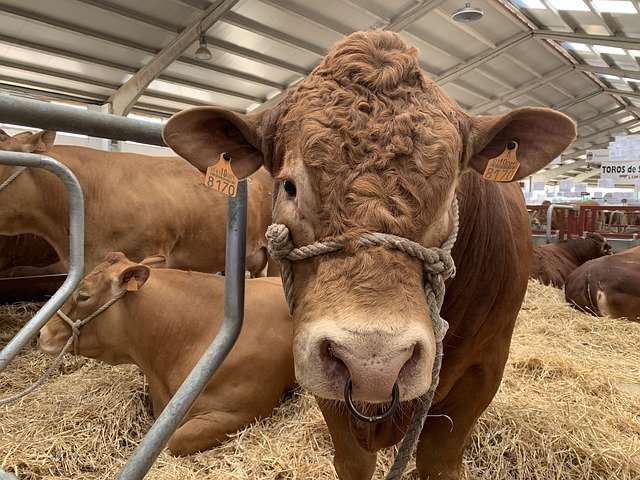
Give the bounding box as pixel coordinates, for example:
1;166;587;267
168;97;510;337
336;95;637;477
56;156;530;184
482;141;520;182
204;152;239;197
126;276;139;292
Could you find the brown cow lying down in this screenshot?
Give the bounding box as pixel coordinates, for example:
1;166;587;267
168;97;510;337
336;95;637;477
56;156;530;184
530;233;611;288
0;129;273;276
0;233;62;277
162;31;577;479
38;252;296;455
565;245;640;322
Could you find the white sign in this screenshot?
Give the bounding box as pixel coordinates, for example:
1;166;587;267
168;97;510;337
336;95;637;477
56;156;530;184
586;149;609;164
574;183;588;193
597;178;614;188
532;182;546;191
600;159;640;185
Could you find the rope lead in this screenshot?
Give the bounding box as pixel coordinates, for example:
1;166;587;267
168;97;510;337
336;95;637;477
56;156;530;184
266;197;459;480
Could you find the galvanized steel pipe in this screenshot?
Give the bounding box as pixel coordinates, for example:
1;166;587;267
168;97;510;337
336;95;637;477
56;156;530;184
546;203;579;244
115;180;248;480
0;152;84;372
0;94;165;146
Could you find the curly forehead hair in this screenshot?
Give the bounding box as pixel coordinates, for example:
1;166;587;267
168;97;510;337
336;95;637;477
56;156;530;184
276;31;464;239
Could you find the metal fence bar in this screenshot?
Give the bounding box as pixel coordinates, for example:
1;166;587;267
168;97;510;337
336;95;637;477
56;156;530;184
0;152;84;372
115;180;248;480
0;94;165;146
545;204;579;244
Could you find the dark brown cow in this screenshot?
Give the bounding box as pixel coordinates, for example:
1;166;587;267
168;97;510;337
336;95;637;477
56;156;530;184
565;245;640;321
162;31;576;479
530;232;612;288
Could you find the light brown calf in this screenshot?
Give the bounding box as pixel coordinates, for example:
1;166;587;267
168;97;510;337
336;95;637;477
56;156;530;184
0;130;273;276
38;252;295;455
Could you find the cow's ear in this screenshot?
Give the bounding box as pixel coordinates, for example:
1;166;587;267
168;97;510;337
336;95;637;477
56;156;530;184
140;254;166;269
117;265;150;293
7;130;57;153
163;105;282;178
465;107;576;181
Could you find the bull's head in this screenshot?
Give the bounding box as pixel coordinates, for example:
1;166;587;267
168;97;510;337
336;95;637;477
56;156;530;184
163;31;575;408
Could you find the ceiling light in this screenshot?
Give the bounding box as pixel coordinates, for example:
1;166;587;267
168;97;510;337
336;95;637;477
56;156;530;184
452;3;484;22
594;45;627;55
194;26;212;61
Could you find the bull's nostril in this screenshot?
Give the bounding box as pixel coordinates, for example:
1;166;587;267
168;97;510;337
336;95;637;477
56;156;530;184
320;340;349;380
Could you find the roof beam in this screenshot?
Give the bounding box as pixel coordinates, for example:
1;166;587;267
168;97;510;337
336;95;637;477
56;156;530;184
386;0;447;31
470;65;572;114
0;6;285;90
532;30;639;50
552;89;603;110
572;169;601;183
575;64;640;81
107;0;240;115
435;31;531;85
603;88;640;101
534;160;588;181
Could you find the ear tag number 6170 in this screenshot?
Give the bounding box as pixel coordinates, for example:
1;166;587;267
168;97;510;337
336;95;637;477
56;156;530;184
205;152;239;197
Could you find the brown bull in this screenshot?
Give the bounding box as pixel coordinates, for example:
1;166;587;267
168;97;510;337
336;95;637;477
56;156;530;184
0;130;273;276
38;252;296;455
565;245;640;322
163;31;576;479
530;233;612;288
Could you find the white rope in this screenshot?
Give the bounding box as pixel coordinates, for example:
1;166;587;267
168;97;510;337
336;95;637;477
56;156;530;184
0;166;26;192
266;198;459;479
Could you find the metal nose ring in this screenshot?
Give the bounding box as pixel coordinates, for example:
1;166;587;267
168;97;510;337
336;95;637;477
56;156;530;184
344;377;400;423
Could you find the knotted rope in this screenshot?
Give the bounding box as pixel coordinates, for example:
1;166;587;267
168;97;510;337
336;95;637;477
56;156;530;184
266;198;459;480
0;291;126;406
0;166;26;192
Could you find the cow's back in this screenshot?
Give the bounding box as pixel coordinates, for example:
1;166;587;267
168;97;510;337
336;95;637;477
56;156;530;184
42;146;271;273
565;246;640;321
131;270;295;415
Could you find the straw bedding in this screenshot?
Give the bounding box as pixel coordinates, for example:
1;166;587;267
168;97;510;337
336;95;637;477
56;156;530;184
1;281;639;479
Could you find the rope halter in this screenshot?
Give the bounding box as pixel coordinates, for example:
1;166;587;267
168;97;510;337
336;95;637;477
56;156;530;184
266;197;459;480
55;290;127;355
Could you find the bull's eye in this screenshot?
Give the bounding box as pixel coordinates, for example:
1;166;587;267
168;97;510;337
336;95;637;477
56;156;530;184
283;180;297;197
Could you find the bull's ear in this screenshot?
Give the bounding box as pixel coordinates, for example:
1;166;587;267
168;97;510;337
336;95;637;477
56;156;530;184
117;265;150;293
162;105;282;178
140;254;166;269
465;107;576;181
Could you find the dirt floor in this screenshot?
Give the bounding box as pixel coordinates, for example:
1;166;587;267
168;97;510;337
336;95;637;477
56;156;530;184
1;281;639;479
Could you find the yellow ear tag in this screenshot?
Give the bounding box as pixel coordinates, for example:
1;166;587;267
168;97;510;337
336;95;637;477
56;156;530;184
482;141;520;182
205;152;238;197
126;276;139;292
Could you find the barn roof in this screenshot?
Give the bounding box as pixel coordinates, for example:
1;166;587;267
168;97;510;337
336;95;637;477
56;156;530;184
0;0;638;184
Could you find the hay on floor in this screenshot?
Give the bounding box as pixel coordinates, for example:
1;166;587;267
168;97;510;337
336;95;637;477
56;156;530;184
1;280;639;479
